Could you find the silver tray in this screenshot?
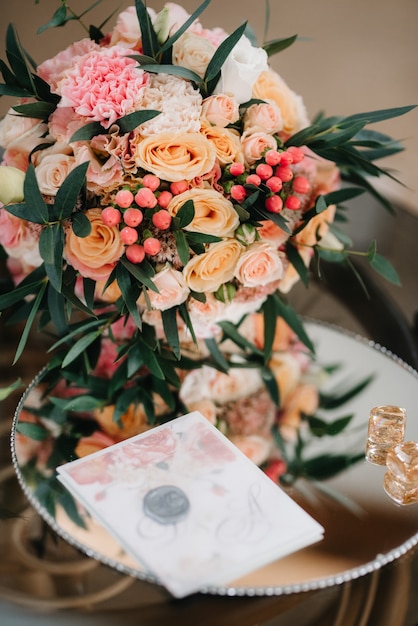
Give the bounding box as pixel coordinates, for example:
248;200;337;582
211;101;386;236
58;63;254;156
10;320;418;599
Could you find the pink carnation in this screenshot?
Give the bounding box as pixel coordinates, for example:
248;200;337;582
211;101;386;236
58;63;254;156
37;39;100;92
58;47;149;129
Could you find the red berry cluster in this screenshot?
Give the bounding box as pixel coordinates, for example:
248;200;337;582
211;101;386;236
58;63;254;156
101;175;188;264
226;146;311;215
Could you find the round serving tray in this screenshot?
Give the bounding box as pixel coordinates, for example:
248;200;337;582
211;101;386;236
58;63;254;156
10;320;418;599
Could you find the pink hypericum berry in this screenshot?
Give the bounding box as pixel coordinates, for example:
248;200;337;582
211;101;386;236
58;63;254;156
292;176;311;195
279;151;293;166
230;184;247;202
265;150;282;166
276;165;293;182
143;237;161;256
286;146;305;164
114;189;134;208
285;195;302;210
152;210;172;230
256;163;273;181
157;190;173;209
246;174;262;187
124;207;143;227
125;244;145;264
120;226;139;245
134;187;158;209
265;176;283;193
101;206;122;227
230;162;245;176
170;180;188;195
265;195;283;213
142;174;160;191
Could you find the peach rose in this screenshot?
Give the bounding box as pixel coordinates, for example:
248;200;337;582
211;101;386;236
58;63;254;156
183;239;243;292
253;69;309;137
243;101;283;134
201;94;240;127
64;208;125;280
134;132;216;182
185;399;217;425
251;313;296;352
201;123;244;166
280;383;319;442
34;153;76;196
173;31;215;78
147;265;190;311
229;434;272;465
234;241;284;287
257;219;289;247
93;399;166;441
75;431;116;458
268;352;301;404
241;130;277;165
167;187;239;238
293;204;336;248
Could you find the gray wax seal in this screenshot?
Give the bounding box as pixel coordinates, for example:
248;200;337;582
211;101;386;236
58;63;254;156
143;485;190;525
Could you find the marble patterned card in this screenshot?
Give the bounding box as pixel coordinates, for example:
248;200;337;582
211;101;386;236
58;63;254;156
57;411;324;598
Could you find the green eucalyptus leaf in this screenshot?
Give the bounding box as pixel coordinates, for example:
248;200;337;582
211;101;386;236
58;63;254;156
22;164;49;223
140;63;202;84
47;284;68;336
272;294;314;353
72;212;92;238
218;321;263;356
342;105;416;126
54;162;89;220
261;365;280;406
12;102;56;119
39;225;55;264
0;84;31;97
174;230;190;266
69;121;107;143
0;378;23;401
303;453;364;481
319;374;374;409
61;330;101;368
159;0;211;54
130;53;159;65
16;421;49;441
285;242;310;287
43;223;64;292
323;187;364;205
13;281;47;364
204;21;247;83
185;232;221;244
367;240;377;261
162;307;181;359
138;340;165;379
60;395;104;412
175;199;195;229
263;34;298;57
316;248;347;263
5;202;42;224
5;24;34;93
135;0;160;58
204;337;229;372
369;252;401;286
261;295;277;364
121;257;157;291
0;268;46;310
151;375;176;411
58;488;87;529
37;6;68;33
117;109;161;134
116;264;142;328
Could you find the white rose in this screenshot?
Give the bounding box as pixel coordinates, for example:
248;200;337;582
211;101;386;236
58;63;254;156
214;35;268;104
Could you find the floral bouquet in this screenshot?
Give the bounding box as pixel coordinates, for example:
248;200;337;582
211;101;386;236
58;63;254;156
0;0;413;499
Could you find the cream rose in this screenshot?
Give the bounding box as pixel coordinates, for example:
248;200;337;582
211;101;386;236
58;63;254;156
64;208;125;280
172;32;215;78
253;70;309;136
147;265;190;311
214;35;268;104
243;101;283;134
241;130;277;165
201;94;240;127
228;434;272;465
234;241;284;288
134;132;216;182
183;239;243;292
201;123;244;166
34;153;76;196
0;166;25;204
167;187;239;238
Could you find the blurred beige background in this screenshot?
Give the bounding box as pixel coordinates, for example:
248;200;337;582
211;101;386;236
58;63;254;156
1;0;417;212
